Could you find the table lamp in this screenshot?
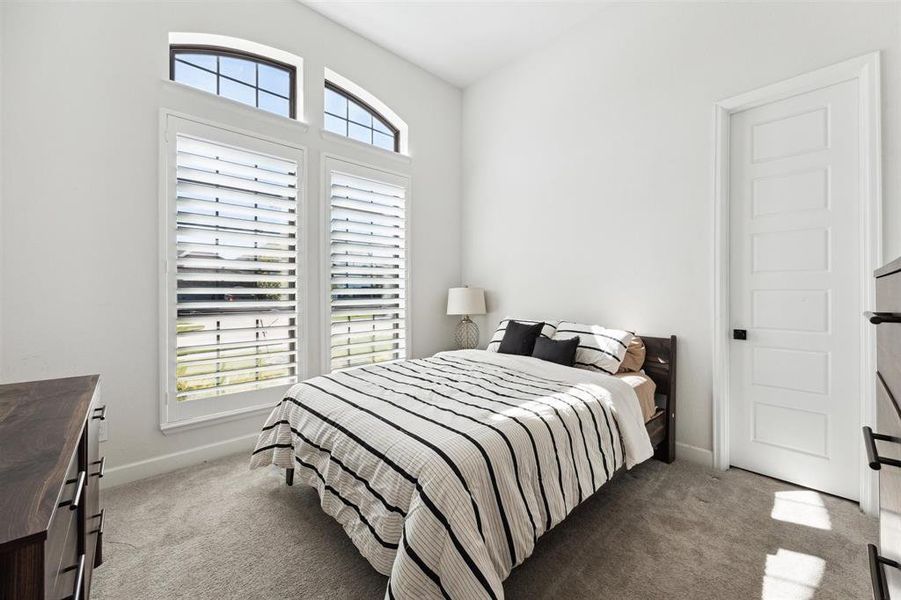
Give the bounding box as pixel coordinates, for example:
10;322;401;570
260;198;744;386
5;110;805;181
446;287;486;349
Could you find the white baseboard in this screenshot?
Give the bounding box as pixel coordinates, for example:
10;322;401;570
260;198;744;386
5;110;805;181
676;442;714;467
102;432;258;489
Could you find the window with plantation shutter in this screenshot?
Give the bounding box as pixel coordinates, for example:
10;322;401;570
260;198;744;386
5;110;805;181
326;159;410;371
161;115;305;429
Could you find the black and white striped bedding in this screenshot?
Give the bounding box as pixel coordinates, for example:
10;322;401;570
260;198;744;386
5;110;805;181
250;349;652;600
553;322;634;375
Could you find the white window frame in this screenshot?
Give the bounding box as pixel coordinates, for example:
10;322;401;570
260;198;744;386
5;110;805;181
320;154;413;372
159;111;309;433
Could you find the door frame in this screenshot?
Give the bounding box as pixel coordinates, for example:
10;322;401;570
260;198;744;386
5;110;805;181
712;52;882;514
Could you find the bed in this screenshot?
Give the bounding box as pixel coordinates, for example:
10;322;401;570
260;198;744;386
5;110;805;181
250;335;676;599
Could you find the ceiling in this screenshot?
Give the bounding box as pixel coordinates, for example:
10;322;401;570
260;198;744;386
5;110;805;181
301;1;606;88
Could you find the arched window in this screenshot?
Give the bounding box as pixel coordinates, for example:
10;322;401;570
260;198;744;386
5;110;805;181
170;45;296;118
324;82;399;152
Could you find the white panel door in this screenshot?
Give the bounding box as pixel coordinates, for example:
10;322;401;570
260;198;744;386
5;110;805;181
729;78;861;500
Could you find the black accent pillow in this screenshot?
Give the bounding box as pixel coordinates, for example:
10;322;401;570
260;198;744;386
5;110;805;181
532;336;579;367
498;320;544;356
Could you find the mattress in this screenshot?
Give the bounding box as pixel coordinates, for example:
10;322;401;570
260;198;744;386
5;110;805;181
614;371;658;422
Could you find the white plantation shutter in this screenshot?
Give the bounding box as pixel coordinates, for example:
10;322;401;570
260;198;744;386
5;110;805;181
328;166;408;371
168;127;302;408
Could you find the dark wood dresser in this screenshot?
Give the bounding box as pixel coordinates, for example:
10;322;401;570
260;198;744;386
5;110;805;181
0;376;105;600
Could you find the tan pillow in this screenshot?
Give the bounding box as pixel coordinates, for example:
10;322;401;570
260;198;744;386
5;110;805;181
614;371;657;421
617;335;646;373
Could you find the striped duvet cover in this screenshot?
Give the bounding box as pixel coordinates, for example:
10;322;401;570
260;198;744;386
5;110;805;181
250;349;654;599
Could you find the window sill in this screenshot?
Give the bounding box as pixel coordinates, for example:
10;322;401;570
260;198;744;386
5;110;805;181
320;129;412;164
160;401;274;435
162;79;311;133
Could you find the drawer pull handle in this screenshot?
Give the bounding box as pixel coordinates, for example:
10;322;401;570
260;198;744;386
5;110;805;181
870;544;901;600
866;311;901;325
91;456;106;478
863;427;901;470
92;405;107;420
59;470;86;510
61;552;85;600
90;508;105;535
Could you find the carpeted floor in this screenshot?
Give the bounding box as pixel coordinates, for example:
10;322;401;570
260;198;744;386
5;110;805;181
92;453;876;599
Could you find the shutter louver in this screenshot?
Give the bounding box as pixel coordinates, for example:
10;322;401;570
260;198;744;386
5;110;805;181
174;134;300;401
329;171;406;371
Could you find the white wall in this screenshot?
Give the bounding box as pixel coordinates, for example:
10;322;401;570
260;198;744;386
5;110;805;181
0;1;461;483
0;4;4;379
461;2;901;458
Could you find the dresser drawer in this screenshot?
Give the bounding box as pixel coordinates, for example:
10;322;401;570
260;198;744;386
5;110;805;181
876;270;901;405
52;530;81;600
877;270;901;312
878;326;901;410
84;397;105;594
86;401;103;517
44;450;81;595
45;504;77;596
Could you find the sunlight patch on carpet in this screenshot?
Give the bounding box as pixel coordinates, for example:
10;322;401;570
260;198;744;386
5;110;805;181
771;490;832;531
761;548;825;600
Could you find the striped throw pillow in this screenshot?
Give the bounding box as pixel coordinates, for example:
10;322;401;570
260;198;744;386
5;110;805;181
486;318;559;352
553;322;634;375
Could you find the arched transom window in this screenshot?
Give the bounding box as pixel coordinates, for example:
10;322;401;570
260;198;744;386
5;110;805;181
324;82;399;152
170;45;296;118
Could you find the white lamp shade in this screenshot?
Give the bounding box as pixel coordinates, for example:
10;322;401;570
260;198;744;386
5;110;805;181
447;287;486;316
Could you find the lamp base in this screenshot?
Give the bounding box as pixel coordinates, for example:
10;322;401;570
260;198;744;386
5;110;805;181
455;316;480;350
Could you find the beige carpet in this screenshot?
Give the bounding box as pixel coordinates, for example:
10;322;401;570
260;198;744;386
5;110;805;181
92;453;876;599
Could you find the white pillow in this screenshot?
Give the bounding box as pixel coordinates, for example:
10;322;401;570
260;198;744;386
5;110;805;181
486;318;559;352
553;322;634;375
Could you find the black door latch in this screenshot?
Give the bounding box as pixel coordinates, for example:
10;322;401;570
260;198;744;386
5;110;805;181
733;329;747;340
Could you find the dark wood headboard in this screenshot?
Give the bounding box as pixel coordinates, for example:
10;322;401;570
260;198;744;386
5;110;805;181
640;335;677;463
